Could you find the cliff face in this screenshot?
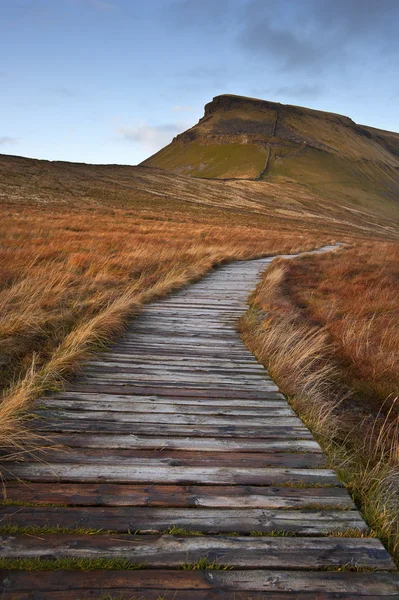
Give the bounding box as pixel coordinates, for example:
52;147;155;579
141;94;399;210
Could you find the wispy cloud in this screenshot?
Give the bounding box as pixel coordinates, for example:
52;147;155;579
117;123;184;150
0;136;18;146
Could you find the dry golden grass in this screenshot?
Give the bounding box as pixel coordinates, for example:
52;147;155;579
0;203;331;451
284;243;399;412
239;248;399;563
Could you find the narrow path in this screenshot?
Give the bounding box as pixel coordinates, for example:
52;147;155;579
1;248;398;599
258;144;271;179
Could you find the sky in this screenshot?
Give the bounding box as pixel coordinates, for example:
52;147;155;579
0;0;398;165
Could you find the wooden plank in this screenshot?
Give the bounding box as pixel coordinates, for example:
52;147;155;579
95;353;263;366
82;362;272;376
105;347;264;358
34;421;314;438
83;364;269;377
0;506;365;534
38;399;293;416
15;448;326;469
110;338;251;347
85;360;266;373
110;342;254;352
1;483;354;508
2;464;341;486
34;409;302;427
77;375;279;388
2;570;398;595
79;366;274;378
49;391;287;405
65;384;283;398
38;434;323;452
0;534;394;571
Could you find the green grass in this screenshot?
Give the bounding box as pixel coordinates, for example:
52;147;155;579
249;530;297;537
143;140;267;179
1;524;375;539
179;557;233;571
0;557;146;571
321;562;387;573
0;524;113;535
163;526;204;536
327;528;377;538
0;499;69;507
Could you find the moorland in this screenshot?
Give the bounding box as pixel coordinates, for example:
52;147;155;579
1;93;399;561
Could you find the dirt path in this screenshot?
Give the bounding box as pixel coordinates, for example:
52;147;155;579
1;247;398;598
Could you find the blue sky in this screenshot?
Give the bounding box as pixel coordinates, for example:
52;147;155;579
1;0;398;165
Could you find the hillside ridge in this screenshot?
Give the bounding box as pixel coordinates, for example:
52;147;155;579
141;94;399;215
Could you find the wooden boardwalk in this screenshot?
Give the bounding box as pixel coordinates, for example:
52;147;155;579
1;253;398;599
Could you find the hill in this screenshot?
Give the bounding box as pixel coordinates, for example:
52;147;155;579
1;152;398;239
141;94;399;217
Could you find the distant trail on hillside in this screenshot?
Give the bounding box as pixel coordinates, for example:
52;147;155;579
1;245;398;597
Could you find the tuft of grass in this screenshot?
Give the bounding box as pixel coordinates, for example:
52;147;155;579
0;499;69;507
0;557;146;571
321;561;381;573
327;528;377;538
163;526;204;536
0;524;113;536
249;530;296;537
179;557;233;571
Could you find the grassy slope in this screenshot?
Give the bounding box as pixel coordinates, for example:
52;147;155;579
144;141;267;179
1;152;397;238
142;95;399;220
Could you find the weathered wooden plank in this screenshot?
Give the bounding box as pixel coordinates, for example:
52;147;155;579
39;434;322;452
0;534;394;570
13;448;326;469
1;483;354;508
110;343;255;354
115;337;248;347
49;391;287;405
34;420;314;438
2;464;341;486
0;506;365;534
83;365;269;379
111;343;254;353
2;570;399;596
77;374;279;388
82;360;270;374
35;409;302;427
38;399;293;417
95;353;263;367
65;384;282;398
85;360;266;373
106;347;264;358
